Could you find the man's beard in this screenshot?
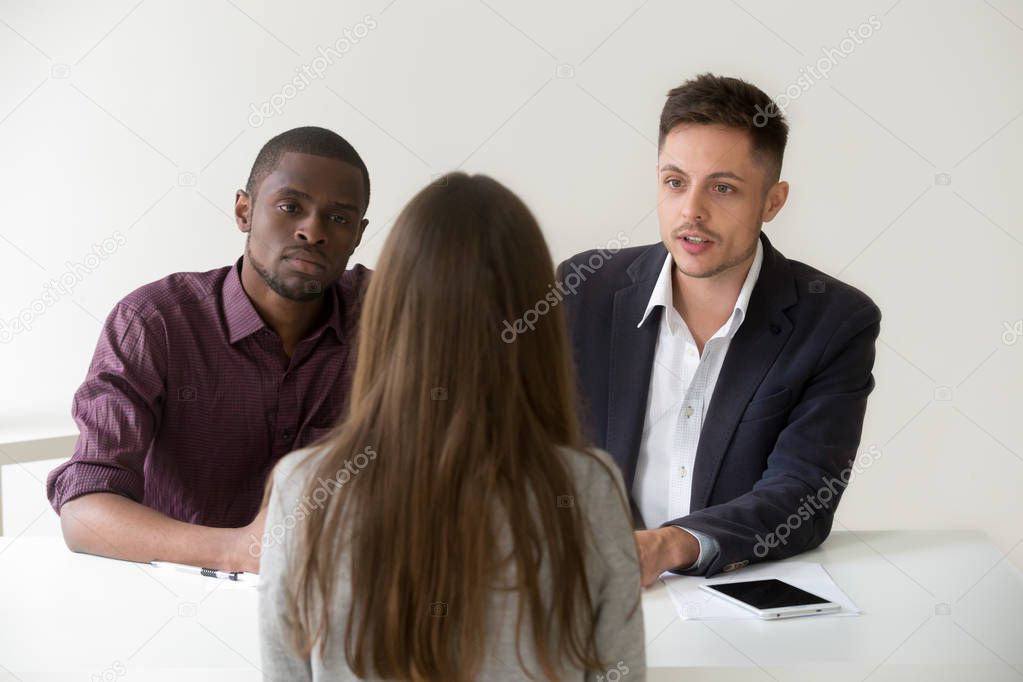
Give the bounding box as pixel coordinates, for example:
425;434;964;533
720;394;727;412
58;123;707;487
246;237;324;302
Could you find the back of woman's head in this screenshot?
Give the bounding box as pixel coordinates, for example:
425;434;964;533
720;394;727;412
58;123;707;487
354;172;580;448
286;172;608;680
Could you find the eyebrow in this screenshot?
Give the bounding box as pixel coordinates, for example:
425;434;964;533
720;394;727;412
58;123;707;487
272;186;361;212
658;164;746;182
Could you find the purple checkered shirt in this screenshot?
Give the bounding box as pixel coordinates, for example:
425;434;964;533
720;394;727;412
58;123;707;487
46;258;370;527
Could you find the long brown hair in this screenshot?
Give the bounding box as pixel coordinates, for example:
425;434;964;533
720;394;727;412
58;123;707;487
282;172;617;680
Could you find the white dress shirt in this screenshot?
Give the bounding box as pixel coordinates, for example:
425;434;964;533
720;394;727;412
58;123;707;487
632;239;763;570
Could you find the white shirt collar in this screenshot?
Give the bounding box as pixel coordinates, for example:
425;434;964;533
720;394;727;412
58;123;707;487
637;237;764;335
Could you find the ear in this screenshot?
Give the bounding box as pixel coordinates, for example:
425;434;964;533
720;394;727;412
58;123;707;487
352;218;368;251
762;180;789;223
235;190;252;233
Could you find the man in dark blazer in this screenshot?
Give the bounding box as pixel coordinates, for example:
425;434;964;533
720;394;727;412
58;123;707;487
558;74;880;583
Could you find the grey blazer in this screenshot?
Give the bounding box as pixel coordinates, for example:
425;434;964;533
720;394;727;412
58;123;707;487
258;444;646;681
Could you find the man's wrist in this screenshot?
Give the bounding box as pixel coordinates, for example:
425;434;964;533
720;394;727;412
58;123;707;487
207;525;247;571
662;525;700;570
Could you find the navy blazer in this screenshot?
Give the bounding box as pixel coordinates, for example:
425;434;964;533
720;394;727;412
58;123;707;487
557;233;881;576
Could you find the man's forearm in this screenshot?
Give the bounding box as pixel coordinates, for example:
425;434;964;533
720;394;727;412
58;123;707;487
59;493;256;572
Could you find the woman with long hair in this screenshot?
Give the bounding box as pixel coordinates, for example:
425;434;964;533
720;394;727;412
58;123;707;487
258;172;645;681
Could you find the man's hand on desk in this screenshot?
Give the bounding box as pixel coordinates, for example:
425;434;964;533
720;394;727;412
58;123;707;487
634;526;700;588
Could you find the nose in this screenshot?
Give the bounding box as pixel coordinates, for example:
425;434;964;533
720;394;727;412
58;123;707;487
294;214;327;245
680;189;706;224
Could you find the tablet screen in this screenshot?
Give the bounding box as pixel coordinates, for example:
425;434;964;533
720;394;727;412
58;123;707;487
706;579;830;609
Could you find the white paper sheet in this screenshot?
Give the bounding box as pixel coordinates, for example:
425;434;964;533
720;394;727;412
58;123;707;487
661;561;861;620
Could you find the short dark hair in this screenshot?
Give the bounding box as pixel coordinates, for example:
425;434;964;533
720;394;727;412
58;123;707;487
245;126;371;210
658;73;788;186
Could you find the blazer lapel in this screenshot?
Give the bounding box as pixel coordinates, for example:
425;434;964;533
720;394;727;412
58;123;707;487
606;245;666;490
690;233;798;510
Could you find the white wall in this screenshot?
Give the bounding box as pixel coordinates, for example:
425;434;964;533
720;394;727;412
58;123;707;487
1;0;1021;570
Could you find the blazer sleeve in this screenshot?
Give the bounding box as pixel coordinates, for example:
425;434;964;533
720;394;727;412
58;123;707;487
666;300;882;576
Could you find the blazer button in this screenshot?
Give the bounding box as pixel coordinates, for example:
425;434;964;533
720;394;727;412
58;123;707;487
769;324;781;335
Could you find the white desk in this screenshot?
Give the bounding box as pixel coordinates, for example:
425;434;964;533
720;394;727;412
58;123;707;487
0;435;77;535
1;530;1021;681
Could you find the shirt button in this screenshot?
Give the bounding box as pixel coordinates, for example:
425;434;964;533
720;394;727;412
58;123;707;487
679;466;688;479
687;346;697;357
281;430;292;441
684;405;694;418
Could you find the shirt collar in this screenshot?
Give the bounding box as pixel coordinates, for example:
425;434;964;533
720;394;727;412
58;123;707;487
221;257;345;345
637;237;764;336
